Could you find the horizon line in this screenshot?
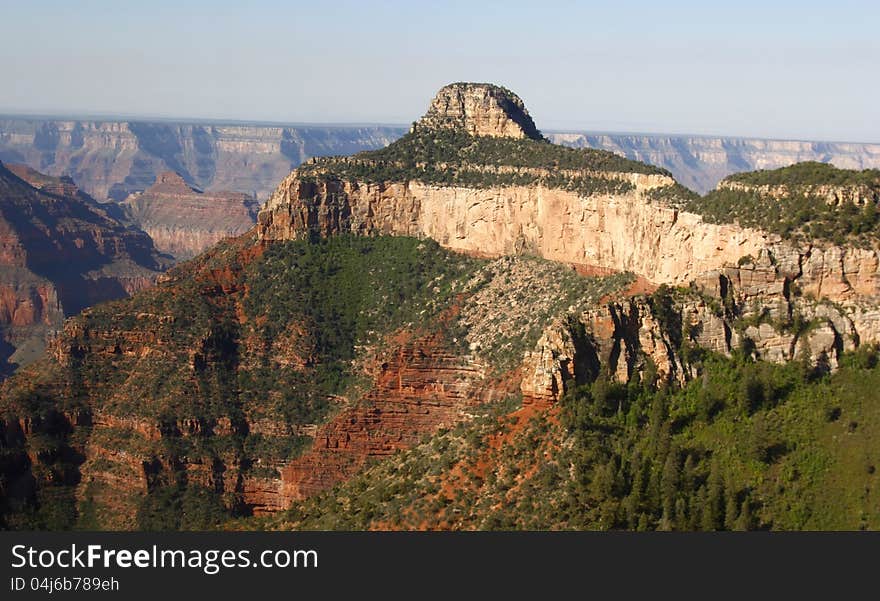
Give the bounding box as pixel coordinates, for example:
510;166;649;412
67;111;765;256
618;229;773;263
1;110;879;148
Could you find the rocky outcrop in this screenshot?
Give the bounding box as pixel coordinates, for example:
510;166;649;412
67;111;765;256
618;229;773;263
121;171;260;259
258;84;880;403
415;83;542;139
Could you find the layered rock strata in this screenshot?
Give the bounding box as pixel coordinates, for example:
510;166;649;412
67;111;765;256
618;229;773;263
0;161;165;377
121;171;260;259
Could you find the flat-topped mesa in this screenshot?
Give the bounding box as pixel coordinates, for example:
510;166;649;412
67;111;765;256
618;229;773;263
414;82;543;140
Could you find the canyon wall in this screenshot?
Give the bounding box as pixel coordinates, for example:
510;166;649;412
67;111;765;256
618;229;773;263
259;174;767;285
121;171;260;259
0;162;166;377
257;173;880;404
0;119;406;201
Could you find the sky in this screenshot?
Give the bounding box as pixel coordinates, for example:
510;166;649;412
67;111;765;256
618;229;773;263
1;0;878;142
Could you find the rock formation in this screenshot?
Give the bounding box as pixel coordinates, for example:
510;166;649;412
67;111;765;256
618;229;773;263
0;161;166;377
257;84;880;402
121;171;260;259
5;83;880;530
415;82;543;139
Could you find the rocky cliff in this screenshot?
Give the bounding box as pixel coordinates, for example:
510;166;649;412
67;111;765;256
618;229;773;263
415;82;543;139
121;171;259;259
0;161;166;378
257;84;880;401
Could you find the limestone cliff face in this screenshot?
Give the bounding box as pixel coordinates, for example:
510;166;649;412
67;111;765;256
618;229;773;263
121;171;259;260
517;241;880;403
259;175;766;286
258;82;765;285
416;82;542;139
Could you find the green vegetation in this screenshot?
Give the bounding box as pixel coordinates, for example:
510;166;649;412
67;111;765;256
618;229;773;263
0;235;485;529
727;161;880;188
136;484;229;531
277;346;880;530
647;182;701;204
674;162;880;247
684;188;880;247
240;235;481;413
298;128;668;196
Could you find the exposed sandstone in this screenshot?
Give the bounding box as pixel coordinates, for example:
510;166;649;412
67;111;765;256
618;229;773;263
121;171;259;259
259;176;765;286
415;82;542;140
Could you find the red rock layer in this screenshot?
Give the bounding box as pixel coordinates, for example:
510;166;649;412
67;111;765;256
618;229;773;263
277;331;511;507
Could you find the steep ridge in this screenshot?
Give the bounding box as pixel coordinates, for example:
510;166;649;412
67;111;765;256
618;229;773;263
4;83;880;531
0;162;166;378
121;171;260;260
0;233;628;527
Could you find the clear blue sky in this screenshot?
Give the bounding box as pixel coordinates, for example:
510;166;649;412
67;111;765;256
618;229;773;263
1;0;878;142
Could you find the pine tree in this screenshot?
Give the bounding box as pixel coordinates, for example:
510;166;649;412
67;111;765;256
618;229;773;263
703;459;723;530
691;486;705;531
674;497;688;531
724;488;739;531
660;448;680;519
734;498;753;531
682;454;696;493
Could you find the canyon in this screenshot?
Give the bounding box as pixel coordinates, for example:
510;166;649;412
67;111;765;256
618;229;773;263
2;83;880;530
0;119;405;202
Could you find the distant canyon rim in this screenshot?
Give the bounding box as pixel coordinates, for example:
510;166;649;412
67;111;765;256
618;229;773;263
1;117;879;202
